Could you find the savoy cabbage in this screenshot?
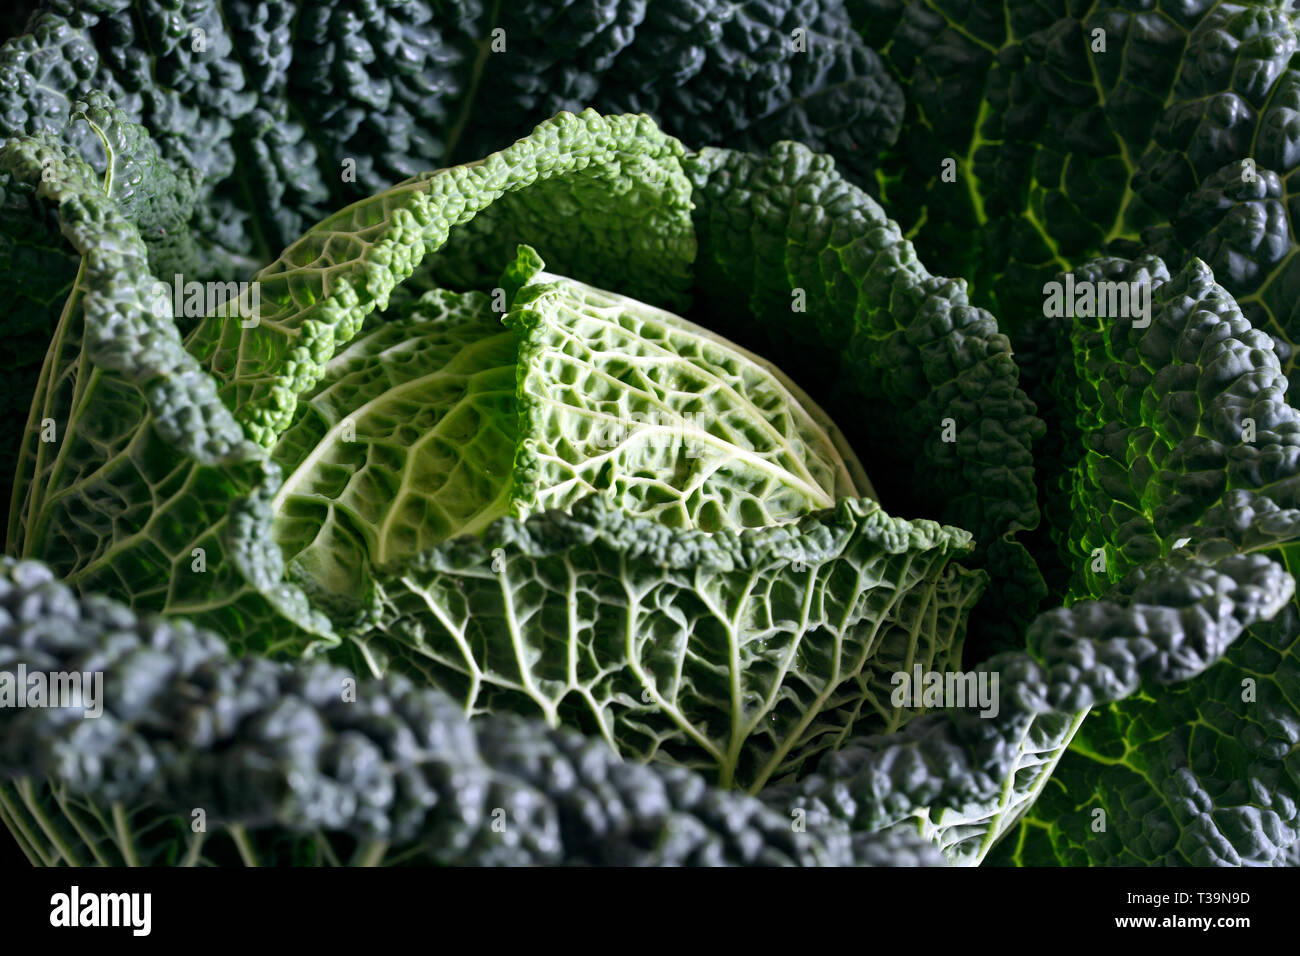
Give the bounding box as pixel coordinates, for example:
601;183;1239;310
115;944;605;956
0;0;1299;869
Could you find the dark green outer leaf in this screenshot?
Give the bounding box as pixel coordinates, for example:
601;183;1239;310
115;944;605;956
0;556;943;866
769;547;1295;865
685;140;1047;655
994;251;1300;865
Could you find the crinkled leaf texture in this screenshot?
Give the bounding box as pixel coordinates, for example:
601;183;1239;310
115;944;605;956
0;557;942;866
1;105;984;797
847;0;1300;865
8;109;705;654
505;266;876;526
0;534;1290;866
858;0;1300;374
270;256;878;604
0;0;905;512
0;88;199;549
0;102;1047;861
269;252;983;791
0;1;902;266
365;494;982;791
770;546;1294;864
9;89;1295;866
856;0;1300;611
684;140;1047;657
0;128;329;656
982;254;1300;865
261;244;984;791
